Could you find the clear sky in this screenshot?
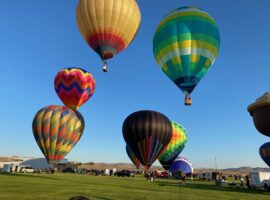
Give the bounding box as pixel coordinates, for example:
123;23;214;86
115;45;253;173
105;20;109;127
1;0;270;169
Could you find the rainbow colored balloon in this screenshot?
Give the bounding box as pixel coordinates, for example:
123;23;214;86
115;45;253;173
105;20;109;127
259;142;270;167
54;67;95;109
32;105;85;164
159;121;187;170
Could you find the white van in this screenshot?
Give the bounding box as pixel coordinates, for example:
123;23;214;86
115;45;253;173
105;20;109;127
249;172;270;191
2;164;11;172
20;166;34;173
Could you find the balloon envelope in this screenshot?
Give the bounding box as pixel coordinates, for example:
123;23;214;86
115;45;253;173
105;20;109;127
32;105;85;164
248;93;270;137
126;145;140;169
169;157;193;174
159;121;187;170
54;67;95;109
259;142;270;167
122;110;172;169
76;0;141;62
153;6;220;104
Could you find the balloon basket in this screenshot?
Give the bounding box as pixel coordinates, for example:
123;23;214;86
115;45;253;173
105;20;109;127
185;96;192;106
102;60;108;72
102;64;108;72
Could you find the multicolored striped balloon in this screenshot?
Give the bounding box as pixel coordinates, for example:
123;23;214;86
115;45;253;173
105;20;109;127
259;142;270;167
159;121;187;170
153;6;220;105
122;110;172;169
32;105;85;164
76;0;141;71
126;145;140;169
54;67;95;109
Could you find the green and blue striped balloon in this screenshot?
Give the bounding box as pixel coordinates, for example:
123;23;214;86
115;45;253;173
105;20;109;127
153;6;220;105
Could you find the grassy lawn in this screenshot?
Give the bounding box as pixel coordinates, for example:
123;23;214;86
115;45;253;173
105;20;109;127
0;172;269;200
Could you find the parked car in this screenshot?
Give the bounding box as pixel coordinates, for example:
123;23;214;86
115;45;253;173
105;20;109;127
155;171;169;178
62;167;76;173
21;166;34;173
117;170;132;177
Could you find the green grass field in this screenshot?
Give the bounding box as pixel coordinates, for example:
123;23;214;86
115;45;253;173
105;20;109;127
0;172;269;200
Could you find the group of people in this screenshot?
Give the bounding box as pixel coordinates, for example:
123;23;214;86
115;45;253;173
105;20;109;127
145;171;155;182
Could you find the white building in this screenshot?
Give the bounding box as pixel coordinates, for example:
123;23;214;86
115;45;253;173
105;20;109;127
0;156;68;170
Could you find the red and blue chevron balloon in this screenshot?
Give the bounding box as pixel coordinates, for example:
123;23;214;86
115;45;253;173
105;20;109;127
32;105;85;164
54;67;95;109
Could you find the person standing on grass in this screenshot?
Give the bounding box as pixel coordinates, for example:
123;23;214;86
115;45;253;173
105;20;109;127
245;175;251;190
150;172;154;182
180;173;186;186
182;174;186;185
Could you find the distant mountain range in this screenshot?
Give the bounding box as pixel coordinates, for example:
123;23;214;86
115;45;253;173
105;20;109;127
80;162;270;174
224;167;270;172
0;157;23;162
194;167;270;175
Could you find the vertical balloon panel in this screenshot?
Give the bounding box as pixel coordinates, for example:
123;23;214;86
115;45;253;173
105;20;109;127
126;145;140;169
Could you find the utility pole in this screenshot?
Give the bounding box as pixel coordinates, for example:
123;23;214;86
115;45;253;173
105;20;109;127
214;157;218;172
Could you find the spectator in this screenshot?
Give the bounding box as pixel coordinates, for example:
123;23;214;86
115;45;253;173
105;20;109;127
150;172;154;182
182;174;186;185
245;176;251;190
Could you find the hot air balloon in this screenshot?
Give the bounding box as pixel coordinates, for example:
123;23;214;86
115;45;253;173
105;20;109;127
153;6;220;105
126;145;140;169
169;156;193;174
259;142;270;167
248;93;270;137
54;67;95;110
76;0;141;72
122;110;172;169
159;121;187;170
32;105;85;164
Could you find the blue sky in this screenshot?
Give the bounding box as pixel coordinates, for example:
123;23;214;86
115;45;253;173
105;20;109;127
1;0;270;169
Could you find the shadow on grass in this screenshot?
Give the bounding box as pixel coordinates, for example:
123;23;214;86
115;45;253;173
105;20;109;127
157;180;269;196
0;172;58;180
90;194;115;200
66;178;170;194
